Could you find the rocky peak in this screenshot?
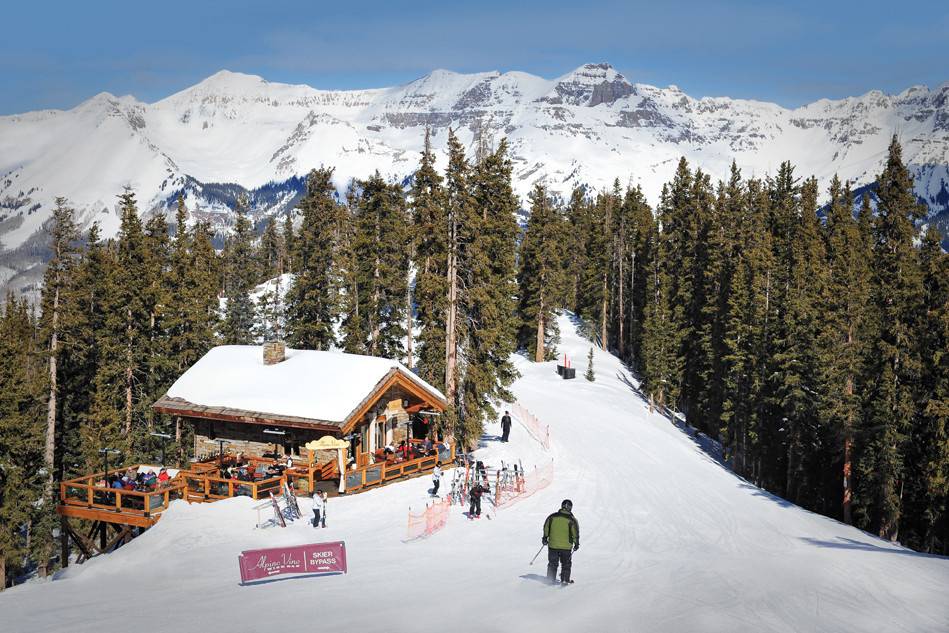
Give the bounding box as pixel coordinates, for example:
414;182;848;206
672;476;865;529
539;63;634;106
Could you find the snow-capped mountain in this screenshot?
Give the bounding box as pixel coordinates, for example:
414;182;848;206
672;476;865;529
1;63;948;294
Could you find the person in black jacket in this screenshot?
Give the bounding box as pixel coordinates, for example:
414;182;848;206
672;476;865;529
542;499;579;584
469;482;488;518
500;411;512;442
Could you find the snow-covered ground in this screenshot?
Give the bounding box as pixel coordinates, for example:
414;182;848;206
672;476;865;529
3;314;947;632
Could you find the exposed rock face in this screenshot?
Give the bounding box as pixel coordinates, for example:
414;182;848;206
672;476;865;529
539;63;635;106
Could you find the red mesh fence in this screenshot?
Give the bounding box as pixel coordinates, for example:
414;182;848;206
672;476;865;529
511;402;551;450
406;496;451;541
494;460;554;509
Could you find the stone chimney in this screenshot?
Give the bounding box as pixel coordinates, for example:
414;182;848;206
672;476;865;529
263;341;286;365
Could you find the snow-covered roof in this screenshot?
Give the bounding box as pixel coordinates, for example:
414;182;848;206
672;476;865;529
155;346;446;428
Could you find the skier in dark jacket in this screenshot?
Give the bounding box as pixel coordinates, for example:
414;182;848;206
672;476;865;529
469;482;488;518
500;411;512;442
543;499;579;585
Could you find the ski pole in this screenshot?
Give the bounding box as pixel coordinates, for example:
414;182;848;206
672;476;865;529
529;544;545;565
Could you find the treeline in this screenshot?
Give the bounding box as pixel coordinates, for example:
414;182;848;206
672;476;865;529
0;134;945;589
522;137;947;554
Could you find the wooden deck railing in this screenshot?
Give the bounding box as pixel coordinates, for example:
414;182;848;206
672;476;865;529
181;472;285;501
194;454;340;495
60;476;187;519
343;443;453;494
59;444;455;522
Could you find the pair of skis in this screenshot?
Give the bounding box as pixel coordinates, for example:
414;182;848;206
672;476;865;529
266;483;302;528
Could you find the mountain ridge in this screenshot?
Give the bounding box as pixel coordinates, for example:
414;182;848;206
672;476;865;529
1;62;947;295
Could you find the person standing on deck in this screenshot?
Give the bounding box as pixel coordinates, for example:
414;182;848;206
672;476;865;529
500;411;512;442
543;499;579;585
312;489;325;528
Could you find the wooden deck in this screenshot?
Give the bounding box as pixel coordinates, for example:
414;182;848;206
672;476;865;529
59;471;188;527
57;445;455;546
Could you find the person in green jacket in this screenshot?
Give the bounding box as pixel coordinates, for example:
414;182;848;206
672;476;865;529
542;499;579;585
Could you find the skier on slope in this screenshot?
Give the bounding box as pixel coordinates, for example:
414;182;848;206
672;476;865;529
432;464;442;497
542;499;579;585
500;410;512;442
469;481;488;518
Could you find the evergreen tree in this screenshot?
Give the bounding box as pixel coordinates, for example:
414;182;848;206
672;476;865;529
679;169;715;421
642;184;681;410
66;224;110;470
411;129;448;389
167;197;219;372
338;183;365;354
818;177;871;523
585;347;595;382
88;188;152;460
776;176;827;505
258;216;283;281
285;168;341;349
220;195;258;345
38;198;79;507
282;214;296;274
343;173;409;358
903;226;949;551
693;164;742;438
517;184;567;361
720;178;774;479
0;297;47;587
575;187;617;348
855;137;927;540
164;199;219;459
460;139;520;438
143;211;173;434
564;188;591;313
443;129;471;411
615;185;654;368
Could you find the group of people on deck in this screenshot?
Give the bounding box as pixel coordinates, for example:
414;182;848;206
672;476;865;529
97;466;171;492
221;454;294;481
374;437;445;464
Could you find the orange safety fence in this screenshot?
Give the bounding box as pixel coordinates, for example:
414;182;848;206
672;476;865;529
511;402;551;450
406;496;451;541
494;460;554;509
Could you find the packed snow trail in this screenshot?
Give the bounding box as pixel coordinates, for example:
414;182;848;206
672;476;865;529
3;314;947;632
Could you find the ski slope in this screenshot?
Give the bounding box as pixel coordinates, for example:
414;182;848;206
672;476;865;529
3;315;948;632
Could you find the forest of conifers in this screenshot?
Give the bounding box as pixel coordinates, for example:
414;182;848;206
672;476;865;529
0;131;946;588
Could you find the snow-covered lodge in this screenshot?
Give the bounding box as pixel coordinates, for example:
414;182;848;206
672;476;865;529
153;341;451;490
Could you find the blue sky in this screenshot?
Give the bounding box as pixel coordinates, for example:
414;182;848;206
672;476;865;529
3;0;947;114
